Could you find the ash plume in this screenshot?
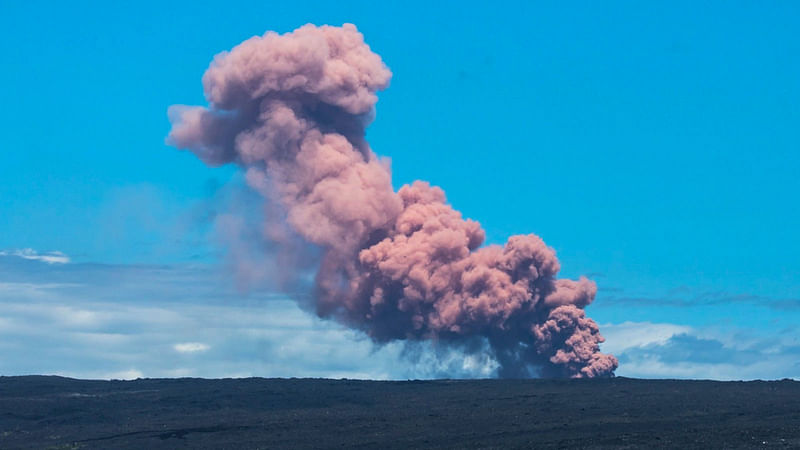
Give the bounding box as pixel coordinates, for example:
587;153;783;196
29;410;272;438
168;23;618;378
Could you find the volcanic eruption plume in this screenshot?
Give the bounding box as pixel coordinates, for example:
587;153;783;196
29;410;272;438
168;24;618;378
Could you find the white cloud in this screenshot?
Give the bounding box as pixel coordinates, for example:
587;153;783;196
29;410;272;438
174;342;210;353
600;321;692;355
0;249;70;264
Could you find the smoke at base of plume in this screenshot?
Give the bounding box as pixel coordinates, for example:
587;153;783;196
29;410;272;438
167;23;618;378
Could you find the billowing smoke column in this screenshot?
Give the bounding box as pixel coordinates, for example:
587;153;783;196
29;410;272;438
168;24;618;378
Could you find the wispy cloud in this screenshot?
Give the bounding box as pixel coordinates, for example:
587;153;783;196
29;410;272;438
0;249;70;264
174;342;210;353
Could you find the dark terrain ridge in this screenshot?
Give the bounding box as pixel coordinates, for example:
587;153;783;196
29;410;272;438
1;376;799;449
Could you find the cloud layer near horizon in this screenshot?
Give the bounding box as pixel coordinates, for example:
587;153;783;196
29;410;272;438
0;252;498;379
0;251;798;380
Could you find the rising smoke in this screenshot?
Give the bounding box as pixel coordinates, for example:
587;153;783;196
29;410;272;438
168;24;618;378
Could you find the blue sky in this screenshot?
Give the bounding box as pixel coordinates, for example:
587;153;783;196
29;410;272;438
1;1;799;379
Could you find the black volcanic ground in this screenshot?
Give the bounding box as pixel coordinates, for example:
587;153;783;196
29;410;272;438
1;376;799;449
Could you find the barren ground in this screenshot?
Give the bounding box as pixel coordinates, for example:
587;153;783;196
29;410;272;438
1;376;799;449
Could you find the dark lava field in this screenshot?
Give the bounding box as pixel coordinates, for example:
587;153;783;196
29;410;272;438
1;376;799;449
